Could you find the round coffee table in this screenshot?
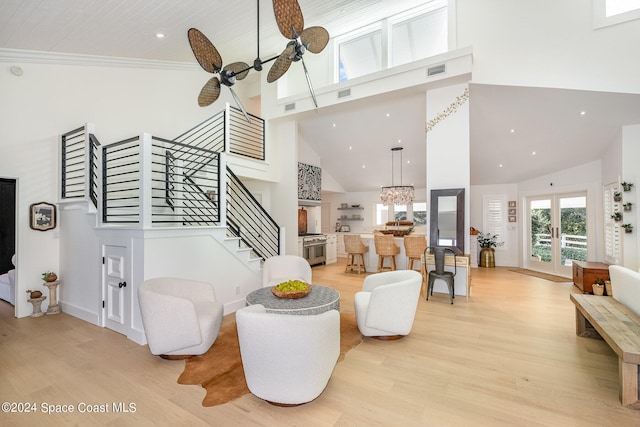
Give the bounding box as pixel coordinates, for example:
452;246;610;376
246;285;340;315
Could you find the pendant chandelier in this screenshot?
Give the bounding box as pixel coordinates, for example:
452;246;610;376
380;147;414;206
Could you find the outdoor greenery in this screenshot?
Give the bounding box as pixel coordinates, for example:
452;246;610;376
530;206;587;263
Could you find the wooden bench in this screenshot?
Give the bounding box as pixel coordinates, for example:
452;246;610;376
570;293;640;407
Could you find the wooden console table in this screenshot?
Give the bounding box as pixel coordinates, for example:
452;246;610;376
572;261;609;294
421;253;471;302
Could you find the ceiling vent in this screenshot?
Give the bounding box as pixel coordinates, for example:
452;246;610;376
427;64;446;76
284;102;296;111
337;88;351;99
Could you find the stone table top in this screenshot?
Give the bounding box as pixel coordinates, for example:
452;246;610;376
245;285;340;315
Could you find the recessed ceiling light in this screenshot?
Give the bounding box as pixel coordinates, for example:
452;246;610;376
386;113;390;117
362;165;366;168
332;123;336;128
532;151;536;155
580;111;587;116
156;33;165;38
499;164;503;168
510;129;515;133
349;146;352;150
406;160;410;164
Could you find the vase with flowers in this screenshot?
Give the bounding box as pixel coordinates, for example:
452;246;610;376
477;232;503;268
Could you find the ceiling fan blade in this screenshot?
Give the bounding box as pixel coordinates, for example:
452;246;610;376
229;86;251;124
188;28;223;73
301;57;318;108
272;0;304;39
267;45;294;83
198;77;221;107
223;62;251;80
300;26;330;54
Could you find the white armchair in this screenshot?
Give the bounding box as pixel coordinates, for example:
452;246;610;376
262;255;312;288
354;270;422;339
236;304;340;405
138;277;223;359
0;254;16;305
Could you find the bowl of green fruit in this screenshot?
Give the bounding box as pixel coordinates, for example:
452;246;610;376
272;280;312;299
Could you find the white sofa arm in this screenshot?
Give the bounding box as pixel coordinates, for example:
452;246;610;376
609;265;640;317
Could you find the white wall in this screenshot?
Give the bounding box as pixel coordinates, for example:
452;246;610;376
621;125;640;270
323;188;428;236
426;83;470;253
0;56;237;317
470;184;519;267
457;0;640;94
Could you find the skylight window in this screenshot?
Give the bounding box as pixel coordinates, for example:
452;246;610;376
335;1;449;83
593;0;640;28
606;0;640;16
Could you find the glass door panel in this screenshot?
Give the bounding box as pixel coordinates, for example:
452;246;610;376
528;198;553;272
558;195;587;276
526;193;587;276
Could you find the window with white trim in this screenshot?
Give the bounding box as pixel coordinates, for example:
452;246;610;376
483;194;507;250
375;201;426;225
336;1;448;82
603;182;622;264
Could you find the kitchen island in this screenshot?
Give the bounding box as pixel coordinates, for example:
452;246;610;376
338;233;470;299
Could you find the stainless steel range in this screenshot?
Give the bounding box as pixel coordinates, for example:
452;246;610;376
301;233;327;266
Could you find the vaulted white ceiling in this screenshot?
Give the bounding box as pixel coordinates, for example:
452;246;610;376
2;0;639;190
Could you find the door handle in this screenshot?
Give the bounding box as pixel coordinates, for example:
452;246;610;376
118;281;127;288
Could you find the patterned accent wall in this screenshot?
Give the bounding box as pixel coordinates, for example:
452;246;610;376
298;162;322;201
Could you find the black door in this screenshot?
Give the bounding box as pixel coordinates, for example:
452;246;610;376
0;178;16;273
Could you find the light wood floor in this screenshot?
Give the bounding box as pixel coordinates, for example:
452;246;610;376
2;261;640;426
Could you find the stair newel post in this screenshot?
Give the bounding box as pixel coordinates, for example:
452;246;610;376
140;133;153;228
83;122;95;201
219;151;228;228
224;102;231;153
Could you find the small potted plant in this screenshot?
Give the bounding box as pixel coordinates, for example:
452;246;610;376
604;277;612;297
592;278;605;296
621;182;634;192
623;202;633;211
621;223;633;233
42;271;58;282
613;191;622;202
477;232;503;268
611;211;622;222
26;289;42;299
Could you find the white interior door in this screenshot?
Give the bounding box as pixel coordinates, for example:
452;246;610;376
526;192;587;277
102;245;130;336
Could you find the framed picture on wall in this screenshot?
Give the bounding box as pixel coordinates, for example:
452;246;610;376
30;202;56;231
509;208;516;215
508;215;516;222
508;201;516;208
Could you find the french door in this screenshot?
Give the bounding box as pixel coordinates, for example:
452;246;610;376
525;192;587;277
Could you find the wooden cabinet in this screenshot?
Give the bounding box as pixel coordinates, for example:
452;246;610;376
336;234;346;258
572;261;609;293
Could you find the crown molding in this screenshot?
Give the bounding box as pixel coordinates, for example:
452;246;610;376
0;48;198;71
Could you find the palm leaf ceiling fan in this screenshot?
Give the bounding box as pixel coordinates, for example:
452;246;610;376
187;0;329;121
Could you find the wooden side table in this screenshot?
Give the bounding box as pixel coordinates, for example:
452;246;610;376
572;261;609;294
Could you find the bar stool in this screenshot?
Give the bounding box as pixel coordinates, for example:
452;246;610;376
374;234;400;272
344;234;368;274
404;235;427;271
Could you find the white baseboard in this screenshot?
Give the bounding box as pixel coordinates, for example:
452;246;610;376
60;301;99;325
